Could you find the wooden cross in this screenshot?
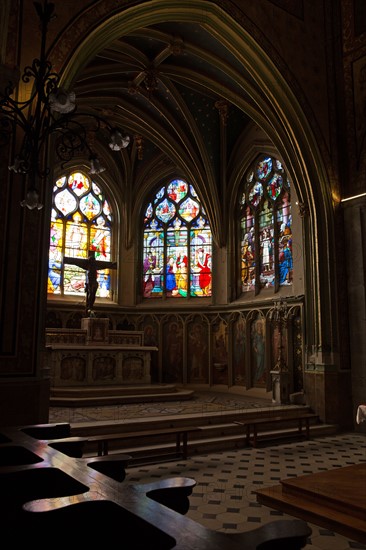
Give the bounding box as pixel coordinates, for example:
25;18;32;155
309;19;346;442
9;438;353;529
63;250;117;315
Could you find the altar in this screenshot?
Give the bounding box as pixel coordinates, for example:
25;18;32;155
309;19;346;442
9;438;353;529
45;318;157;387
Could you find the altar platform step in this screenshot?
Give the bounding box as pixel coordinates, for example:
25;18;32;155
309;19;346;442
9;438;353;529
78;416;338;461
70;402;338;459
50;384;195;406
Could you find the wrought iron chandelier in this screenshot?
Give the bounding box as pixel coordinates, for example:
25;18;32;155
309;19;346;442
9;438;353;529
0;0;130;210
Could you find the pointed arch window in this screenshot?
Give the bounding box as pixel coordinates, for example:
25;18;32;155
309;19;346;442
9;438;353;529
239;155;293;294
48;171;116;301
143;178;212;298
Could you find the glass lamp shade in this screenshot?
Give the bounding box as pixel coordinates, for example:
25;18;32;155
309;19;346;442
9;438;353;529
20;189;43;210
89;157;106;175
49;89;76;114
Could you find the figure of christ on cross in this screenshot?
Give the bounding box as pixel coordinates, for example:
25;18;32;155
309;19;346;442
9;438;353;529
63;250;117;315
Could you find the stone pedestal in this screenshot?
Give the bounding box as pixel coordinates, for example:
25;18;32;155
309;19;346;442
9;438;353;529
81;317;109;344
271;370;290;404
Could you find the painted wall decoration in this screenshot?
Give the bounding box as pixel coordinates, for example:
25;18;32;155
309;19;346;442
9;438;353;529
187;317;209;383
162;317;183;383
250;315;266;386
293;314;303;392
212;319;228;385
141;318;159;383
232;316;246;386
47;302;304;393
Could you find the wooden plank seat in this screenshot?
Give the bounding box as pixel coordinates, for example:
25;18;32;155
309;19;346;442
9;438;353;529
21;499;177;549
227;518;312;549
134;476;197;515
22;495;312;549
86;426;202;460
20;422;71;439
85;453;133;482
1;424;315;549
234;412;319;448
47;436;89;458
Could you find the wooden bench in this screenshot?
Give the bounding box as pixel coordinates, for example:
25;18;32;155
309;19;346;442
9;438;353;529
2;424;315;549
86;426;201;460
228;518;312;549
47;436;89;458
134;476;197;515
19;423;87;458
235;412;319;448
20;422;71;440
85;453;133;482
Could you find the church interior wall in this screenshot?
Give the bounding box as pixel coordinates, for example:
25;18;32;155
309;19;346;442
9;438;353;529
46;303;298;390
0;0;363;431
342;197;366;424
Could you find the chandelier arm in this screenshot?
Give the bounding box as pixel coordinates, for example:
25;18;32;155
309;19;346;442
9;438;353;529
2;0;131;210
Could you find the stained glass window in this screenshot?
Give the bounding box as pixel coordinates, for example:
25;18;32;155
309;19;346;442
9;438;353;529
239;155;293;294
48;171;116;301
143;178;212;298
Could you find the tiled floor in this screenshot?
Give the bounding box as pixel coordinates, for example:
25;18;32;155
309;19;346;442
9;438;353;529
49;392;366;549
126;434;366;550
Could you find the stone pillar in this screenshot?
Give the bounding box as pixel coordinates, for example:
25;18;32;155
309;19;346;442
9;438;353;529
271;370;290;404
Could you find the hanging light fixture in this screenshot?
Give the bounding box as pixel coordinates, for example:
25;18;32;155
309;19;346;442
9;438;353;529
20;189;44;211
108;129;130;151
0;0;130;210
89;156;106;175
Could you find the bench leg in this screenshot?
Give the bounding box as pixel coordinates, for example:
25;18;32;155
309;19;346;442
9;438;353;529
175;433;180;455
252;426;257;448
182;433;188;459
245;425;251;446
298;419;310;440
147;487;193;515
305;419;310;440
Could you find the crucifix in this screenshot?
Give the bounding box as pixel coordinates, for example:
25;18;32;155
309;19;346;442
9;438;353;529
63;250;117;315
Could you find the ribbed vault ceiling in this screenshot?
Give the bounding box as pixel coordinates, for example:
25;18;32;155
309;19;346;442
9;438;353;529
73;21;255;177
67;18;265;245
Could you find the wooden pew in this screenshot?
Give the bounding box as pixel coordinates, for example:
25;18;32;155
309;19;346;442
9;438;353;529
1;424;314;549
85;453;133;482
134;476;197;515
86;426;202;461
234;412;319;447
19;422;87;458
228;518;312;549
47;436;89;458
20;422;71;439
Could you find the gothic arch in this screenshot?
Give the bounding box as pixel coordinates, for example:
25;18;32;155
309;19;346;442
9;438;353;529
48;0;338;361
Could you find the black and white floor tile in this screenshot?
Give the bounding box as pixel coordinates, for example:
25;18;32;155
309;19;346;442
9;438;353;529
49;393;366;549
126;433;366;550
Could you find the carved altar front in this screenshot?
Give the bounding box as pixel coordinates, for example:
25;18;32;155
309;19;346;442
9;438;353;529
46;319;157;387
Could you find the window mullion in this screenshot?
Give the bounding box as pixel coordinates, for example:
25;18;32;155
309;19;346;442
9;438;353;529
273;205;280;292
254;213;261;295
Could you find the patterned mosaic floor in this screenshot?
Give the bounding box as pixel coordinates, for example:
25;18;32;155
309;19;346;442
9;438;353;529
49;393;366;549
49;390;290;424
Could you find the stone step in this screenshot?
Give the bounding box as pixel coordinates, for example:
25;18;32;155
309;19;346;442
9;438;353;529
50;384;195;405
82;423;339;463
